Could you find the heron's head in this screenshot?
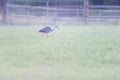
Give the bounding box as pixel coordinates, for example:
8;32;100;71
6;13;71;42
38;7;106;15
54;26;60;30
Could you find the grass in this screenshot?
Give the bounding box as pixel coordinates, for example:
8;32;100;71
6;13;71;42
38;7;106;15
0;24;120;80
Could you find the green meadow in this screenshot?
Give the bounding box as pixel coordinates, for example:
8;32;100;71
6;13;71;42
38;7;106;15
0;24;120;80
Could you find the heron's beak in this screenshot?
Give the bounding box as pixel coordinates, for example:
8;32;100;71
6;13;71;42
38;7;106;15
55;26;60;30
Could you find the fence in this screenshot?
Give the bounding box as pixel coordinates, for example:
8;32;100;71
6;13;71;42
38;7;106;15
89;5;120;24
5;2;84;25
5;1;120;25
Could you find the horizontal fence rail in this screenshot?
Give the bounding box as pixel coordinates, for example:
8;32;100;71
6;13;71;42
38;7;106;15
89;5;120;9
5;3;120;25
89;5;120;20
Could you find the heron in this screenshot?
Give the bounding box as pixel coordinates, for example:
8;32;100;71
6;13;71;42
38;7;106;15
39;26;60;38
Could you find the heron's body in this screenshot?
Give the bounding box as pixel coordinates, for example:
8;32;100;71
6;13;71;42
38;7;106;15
39;26;60;38
39;27;54;33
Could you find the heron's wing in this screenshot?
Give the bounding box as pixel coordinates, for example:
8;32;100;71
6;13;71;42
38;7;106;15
39;27;51;32
42;27;51;30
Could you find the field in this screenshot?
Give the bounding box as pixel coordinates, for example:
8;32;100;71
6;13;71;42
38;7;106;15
0;24;120;80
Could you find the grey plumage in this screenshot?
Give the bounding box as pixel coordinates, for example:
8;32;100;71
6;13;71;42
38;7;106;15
39;26;60;37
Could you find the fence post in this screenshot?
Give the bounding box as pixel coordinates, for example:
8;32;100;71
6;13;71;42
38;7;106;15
77;8;80;19
53;0;59;25
1;0;6;23
46;1;49;17
5;3;9;24
27;5;31;25
83;0;89;24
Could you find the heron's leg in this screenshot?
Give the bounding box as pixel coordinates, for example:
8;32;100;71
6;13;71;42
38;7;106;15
46;33;48;38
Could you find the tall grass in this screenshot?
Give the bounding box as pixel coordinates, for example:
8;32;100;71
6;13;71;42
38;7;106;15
0;24;120;80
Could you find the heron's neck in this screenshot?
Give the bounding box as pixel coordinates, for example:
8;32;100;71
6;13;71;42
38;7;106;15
52;27;56;31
